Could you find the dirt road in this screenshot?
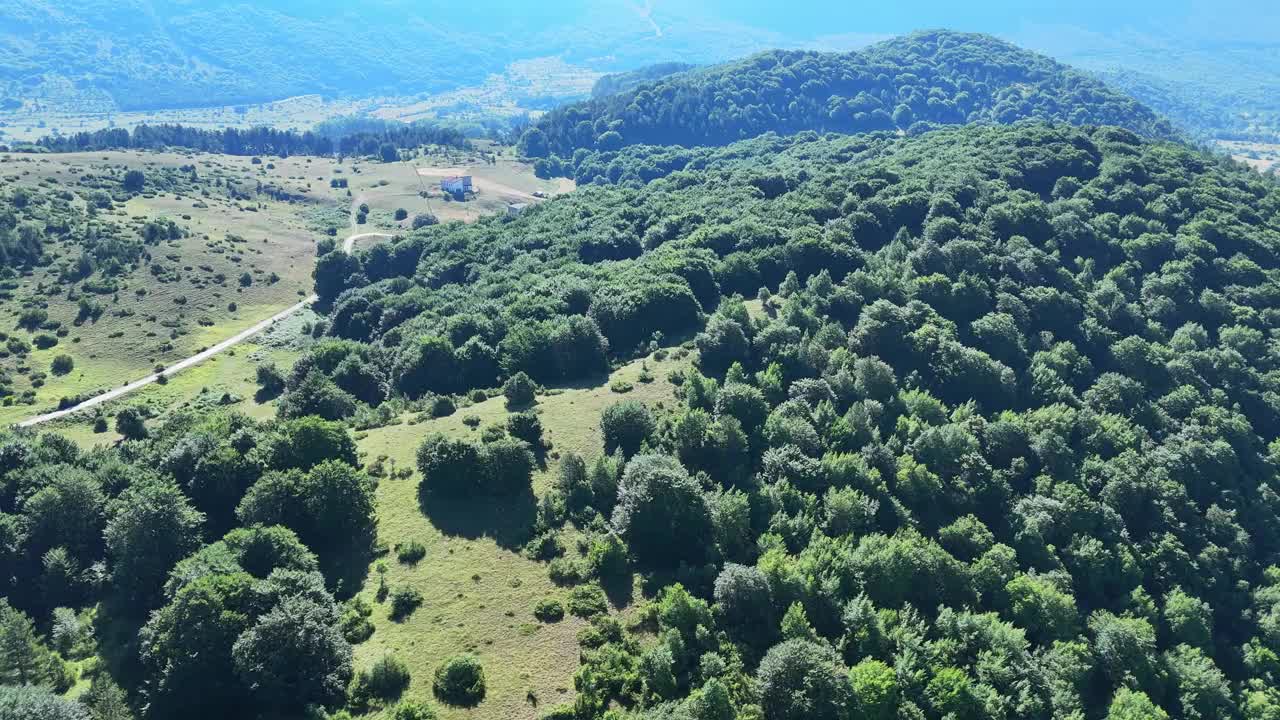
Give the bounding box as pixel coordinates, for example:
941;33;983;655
16;229;394;428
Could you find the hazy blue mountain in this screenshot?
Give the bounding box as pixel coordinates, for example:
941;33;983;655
1;0;1277;141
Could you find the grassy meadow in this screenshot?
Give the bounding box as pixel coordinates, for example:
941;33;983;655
346;349;690;720
1;144;566;426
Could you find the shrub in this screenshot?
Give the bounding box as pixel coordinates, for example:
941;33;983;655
601;400;655;456
539;705;577;720
17;308;47;330
364;655;412;701
506;411;544;448
413;214;439;229
397;540;427;564
255;362;285;396
122;169;145;192
548;557;587;586
524;531;564;561
390;585;423;620
395;208;409;221
503;371;538;407
534;598;565;622
341;600;375;644
587;533;629;580
432;654;486;706
50;355;74;376
33;334;58;349
429;395;456;417
567;583;608;618
393;701;438;720
114;407;147;440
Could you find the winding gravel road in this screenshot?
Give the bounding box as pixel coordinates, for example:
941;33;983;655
16;230;393;428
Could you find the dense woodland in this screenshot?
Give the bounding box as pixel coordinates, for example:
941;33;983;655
24;122;470;159
5;25;1280;720
520;31;1176;163
591;64;699;100
0;414;374;719
299;121;1280;719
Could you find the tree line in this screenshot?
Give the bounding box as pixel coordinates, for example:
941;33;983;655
27;121;471;159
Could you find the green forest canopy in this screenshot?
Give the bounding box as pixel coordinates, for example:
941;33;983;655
520;30;1177;161
290;121;1280;717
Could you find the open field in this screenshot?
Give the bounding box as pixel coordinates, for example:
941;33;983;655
0;95;369;145
1218;139;1280;173
2;145;566;426
0;150;318;424
348;349;690;720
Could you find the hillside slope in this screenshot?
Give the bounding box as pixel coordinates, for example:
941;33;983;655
293;120;1280;718
520;30;1177;159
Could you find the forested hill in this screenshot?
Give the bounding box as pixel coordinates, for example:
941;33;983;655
519;30;1177;160
297;121;1280;718
591;62;699;99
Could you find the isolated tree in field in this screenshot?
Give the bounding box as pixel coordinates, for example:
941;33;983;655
380;143;399;163
50;354;73;376
433;654;485;706
503;371;537;407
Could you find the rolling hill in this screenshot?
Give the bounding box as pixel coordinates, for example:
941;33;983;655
291;120;1280;719
520;30;1177;160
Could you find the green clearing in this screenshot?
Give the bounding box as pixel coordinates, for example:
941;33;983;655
1;146;564;426
45;337;302;446
347;349;689;720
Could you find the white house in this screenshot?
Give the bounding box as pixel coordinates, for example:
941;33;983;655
441;175;472;196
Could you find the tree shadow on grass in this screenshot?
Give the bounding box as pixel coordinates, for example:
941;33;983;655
598;568;636;609
322;527;377;601
417;487;537;551
254;385;283;404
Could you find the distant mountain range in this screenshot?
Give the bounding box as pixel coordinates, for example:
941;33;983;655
1;1;1276;141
